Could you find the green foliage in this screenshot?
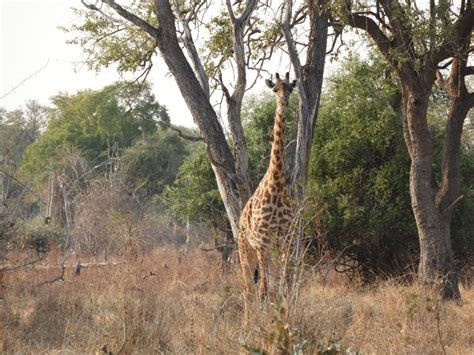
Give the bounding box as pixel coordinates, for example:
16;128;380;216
242;92;298;182
163;145;224;224
65;5;157;73
308;52;474;274
204;12;234;76
19;82;168;183
333;0;457;61
0;102;48;212
119;128;189;201
453;148;474;264
308;54;417;274
0;101;47;171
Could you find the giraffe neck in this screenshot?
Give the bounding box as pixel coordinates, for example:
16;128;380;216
268;98;287;178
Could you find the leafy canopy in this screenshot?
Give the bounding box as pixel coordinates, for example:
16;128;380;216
19;82;169;182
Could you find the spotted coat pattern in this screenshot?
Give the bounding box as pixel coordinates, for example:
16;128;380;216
238;73;296;316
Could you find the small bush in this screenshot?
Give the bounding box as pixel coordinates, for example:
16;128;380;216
9;219;63;254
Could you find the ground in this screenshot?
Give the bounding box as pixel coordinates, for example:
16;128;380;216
1;249;473;354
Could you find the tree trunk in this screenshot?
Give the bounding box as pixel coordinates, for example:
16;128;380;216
291;1;328;190
224;1;258;205
283;0;329;254
153;0;244;237
402;85;461;300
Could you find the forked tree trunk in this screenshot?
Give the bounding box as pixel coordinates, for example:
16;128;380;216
402;85;461;300
341;0;473;301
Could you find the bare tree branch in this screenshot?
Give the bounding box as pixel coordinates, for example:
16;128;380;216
172;0;210;99
99;0;160;38
0;59;49;99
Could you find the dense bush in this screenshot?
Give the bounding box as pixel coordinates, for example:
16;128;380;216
163;146;224;225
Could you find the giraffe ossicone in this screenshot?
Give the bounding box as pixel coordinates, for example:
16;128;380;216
238;72;296;320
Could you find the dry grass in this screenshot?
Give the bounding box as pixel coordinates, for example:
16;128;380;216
1;249;473;354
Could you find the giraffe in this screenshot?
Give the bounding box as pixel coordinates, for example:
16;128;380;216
238;72;296;317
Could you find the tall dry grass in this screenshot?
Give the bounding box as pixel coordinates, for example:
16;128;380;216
1;248;473;354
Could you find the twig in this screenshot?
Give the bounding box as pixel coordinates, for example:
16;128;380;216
200;242;234;252
161;123;203;142
442;195;464;214
0;59;50;99
142;271;156;280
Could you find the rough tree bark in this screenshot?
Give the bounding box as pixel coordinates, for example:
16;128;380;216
342;0;474;300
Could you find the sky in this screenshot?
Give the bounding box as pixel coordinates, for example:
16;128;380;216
0;0;195;127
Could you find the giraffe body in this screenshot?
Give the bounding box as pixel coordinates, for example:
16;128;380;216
238;73;296;316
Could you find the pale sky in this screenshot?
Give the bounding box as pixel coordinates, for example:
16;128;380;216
0;0;195;127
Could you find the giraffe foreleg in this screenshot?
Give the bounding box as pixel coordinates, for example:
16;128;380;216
238;232;257;324
256;247;269;301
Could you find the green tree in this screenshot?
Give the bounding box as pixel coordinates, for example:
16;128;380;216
163;146;224;226
0;101;47;173
336;0;473;300
309;54;474;280
119;128;189;202
0;101;48;213
19;82;168;183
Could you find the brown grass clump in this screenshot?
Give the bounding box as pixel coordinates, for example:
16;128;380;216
1;248;473;354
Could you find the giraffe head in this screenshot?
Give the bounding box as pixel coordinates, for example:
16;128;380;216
265;72;297;105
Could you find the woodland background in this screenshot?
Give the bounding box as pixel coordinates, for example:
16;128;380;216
0;0;473;353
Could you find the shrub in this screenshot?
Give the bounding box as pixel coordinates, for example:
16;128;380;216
9;219;63;254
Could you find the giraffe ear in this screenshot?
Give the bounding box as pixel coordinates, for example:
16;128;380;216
265;79;275;88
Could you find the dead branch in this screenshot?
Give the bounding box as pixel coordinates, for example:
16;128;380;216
2;256;45;273
159;122;203;142
34;263;66;287
142;271;156;280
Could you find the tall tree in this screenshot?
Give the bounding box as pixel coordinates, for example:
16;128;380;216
72;0;329;242
0;101;47;213
335;0;473;300
20;81;166;182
